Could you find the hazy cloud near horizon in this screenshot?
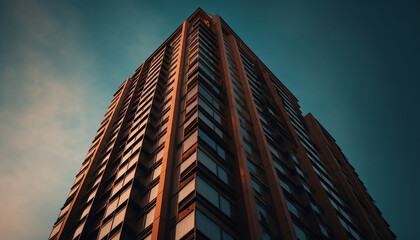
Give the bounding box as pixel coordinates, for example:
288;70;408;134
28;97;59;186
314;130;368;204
0;1;102;239
0;0;165;238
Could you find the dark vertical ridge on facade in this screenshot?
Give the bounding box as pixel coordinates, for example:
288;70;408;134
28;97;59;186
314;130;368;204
213;15;261;240
152;20;188;240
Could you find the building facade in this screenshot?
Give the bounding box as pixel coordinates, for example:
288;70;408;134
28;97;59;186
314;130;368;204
49;8;395;240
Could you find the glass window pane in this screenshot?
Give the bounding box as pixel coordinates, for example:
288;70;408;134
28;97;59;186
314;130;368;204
320;224;329;237
241;128;249;140
109;231;121;240
293;224;307;240
119;187;131;206
113;207;126;229
183;131;198;153
273;161;285;174
178;179;196;203
50;221;63;239
124;168;135;184
175;211;195;240
105;198;118;218
73;221;85;239
198;149;217;173
196;177;218;207
244;142;252;155
199;130;216;149
286;200;299;217
248;160;257;174
220;196;231;217
279;180;291;194
59;203;70;218
262;229;271;240
152;164;162;180
218;166;228;184
149;183;159;202
252;179;261;194
180;151;197;174
155;148;164;163
80;204;91;220
256;203;268;223
98;219;112;240
111;180;123;197
222;231;234;240
196;210;221;240
217;147;225;159
144;207;155;228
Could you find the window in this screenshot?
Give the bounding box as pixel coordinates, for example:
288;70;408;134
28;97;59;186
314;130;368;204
261;228;271;240
197;177;218;206
178;179;195;203
296;167;305;178
279;179;292;194
155;148;164;163
98;219;112;239
105;198;118;218
198;100;221;124
310;202;320;214
73;221;85;239
269;144;280;159
49;221;63;239
198;86;219;110
248;160;257;174
149;184;159;202
144;207;155;228
320;224;329;237
199;110;223;138
196;210;220;240
59;203;71;218
273;161;285;174
256;203;268;223
252;179;261;194
244;142;253;155
286;200;299;217
198;130;225;159
292;154;300;164
124;168;135;184
241;127;249;140
113;207;126;228
196;177;231;217
175;211;195;240
198;149;228;184
180;152;197;174
80;204;91;220
152;164;161;180
220;196;231;216
183;131;198;153
293;224;307;240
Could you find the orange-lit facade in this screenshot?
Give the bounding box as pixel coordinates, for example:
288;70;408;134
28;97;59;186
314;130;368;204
49;9;395;240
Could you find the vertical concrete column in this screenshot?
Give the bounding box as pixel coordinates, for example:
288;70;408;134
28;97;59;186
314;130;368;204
226;36;296;240
212;15;262;240
152;21;188;240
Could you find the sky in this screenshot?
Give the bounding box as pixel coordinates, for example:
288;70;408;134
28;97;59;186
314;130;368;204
0;0;418;239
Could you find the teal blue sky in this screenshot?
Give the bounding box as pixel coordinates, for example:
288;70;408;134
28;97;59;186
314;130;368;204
0;0;418;239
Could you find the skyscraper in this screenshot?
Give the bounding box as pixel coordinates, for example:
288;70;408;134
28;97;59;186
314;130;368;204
49;8;395;240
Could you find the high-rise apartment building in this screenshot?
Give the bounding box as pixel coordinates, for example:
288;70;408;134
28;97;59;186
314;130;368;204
49;8;395;240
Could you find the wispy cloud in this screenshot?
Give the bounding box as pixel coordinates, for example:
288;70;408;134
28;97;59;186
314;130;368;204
0;1;102;239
